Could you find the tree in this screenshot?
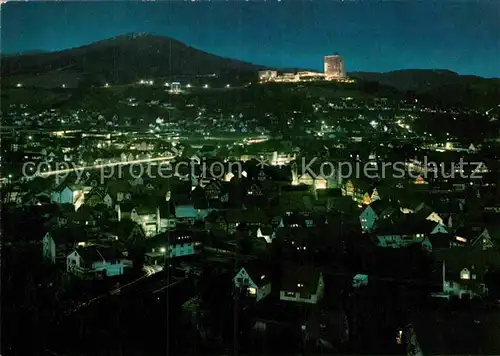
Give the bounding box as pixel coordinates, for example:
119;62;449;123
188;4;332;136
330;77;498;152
118;219;146;272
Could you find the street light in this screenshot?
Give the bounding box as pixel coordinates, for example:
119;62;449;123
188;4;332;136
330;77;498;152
160;247;166;253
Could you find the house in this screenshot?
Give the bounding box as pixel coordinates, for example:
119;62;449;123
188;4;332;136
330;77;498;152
342;179;376;206
72;206;98;228
376;219;448;248
204;180;224;200
359;200;398;232
280;265;325;304
67;245;126;278
291;160;339;189
206;209;269;234
106;180;132;203
158;203;176;232
51;184;85;209
233;264;272;302
433;248;500;299
132;203;159;237
42;228;88;263
454;226;494;250
256;226;276;244
108;219;145;244
226;209;269;233
85;187;113;208
352;274;369;288
145;230;198;263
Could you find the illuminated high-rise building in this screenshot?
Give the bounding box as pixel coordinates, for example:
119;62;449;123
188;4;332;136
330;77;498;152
258;70;278;82
324;54;346;79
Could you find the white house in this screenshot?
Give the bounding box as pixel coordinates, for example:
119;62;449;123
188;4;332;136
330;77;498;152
42;229;87;264
67;246;125;278
51;184;85;209
256;227;276;244
454;227;494;251
376;221;448;248
352;274;369;288
280;266;324;304
360;200;398;232
131;205;159;237
233;265;272;302
147;230;198;261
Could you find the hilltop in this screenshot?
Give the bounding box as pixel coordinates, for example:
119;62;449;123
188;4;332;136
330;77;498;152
1;33;266;87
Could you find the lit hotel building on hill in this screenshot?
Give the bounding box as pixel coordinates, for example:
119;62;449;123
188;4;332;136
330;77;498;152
258;53;353;84
324;53;346;79
258;70;278;81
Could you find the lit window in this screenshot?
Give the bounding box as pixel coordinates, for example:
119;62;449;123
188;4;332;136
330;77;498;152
461;268;470;280
247;287;257;295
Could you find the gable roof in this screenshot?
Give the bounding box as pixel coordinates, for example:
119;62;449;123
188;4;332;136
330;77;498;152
86;186;108;199
238;262;270;287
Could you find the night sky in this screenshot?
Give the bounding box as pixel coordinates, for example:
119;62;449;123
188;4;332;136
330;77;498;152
2;0;500;77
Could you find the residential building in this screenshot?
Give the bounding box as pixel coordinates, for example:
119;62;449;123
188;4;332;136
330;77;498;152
51;184;85;209
280;266;325;304
67;246;126;278
233;264;272;302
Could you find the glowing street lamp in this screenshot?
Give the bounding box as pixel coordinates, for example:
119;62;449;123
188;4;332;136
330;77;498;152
160;247;166;253
186;83;191;88
105;83;109;87
226;84;230;88
203;84;209;89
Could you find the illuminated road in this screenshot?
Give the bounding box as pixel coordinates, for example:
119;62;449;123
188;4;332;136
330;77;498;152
65;264;157;315
38;155;175;178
